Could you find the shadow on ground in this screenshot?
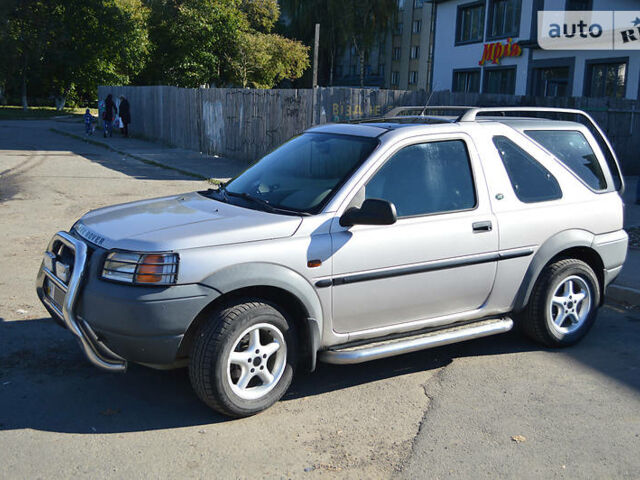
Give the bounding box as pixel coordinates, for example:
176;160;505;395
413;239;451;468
2;306;638;435
0;120;200;183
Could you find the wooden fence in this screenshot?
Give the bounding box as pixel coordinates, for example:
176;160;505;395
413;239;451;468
98;86;640;174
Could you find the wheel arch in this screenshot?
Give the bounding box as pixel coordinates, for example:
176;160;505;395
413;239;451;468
179;263;323;371
514;229;605;312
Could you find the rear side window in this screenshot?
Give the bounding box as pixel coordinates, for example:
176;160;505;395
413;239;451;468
524;130;607;191
366;140;476;217
493;136;562;203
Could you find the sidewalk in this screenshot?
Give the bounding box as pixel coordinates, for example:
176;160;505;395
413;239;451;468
49;118;245;181
607;175;639;306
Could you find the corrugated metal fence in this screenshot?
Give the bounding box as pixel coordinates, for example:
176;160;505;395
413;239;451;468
98;86;640;174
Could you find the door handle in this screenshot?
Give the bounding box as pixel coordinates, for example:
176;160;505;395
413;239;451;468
472;221;493;232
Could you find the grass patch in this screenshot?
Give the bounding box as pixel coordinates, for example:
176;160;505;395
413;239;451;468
0;105;98;120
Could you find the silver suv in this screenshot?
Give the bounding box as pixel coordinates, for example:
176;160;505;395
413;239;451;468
36;107;628;417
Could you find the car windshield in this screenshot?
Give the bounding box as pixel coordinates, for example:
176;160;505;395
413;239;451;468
222;132;379;214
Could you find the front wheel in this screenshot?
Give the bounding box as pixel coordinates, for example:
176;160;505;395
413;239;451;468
189;299;297;417
519;259;600;347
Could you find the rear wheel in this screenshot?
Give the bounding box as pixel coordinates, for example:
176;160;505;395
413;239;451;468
519;259;600;347
189;299;297;417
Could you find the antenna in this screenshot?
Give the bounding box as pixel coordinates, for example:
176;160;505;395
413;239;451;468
419;90;435;117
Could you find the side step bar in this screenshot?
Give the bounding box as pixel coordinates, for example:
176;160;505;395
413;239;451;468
319;317;514;365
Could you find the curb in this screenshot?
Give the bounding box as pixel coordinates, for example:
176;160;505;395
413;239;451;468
49;127;209;181
606;284;640;307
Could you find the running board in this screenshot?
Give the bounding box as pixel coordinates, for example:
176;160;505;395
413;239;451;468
319;317;514;365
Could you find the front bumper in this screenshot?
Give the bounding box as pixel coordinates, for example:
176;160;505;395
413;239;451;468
36;231;128;372
36;231;221;371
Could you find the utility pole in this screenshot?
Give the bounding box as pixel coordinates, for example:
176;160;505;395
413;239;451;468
311;23;320;125
312;23;320;88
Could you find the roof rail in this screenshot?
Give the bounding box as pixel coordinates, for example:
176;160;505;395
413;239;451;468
384;105;475;118
458;107;624;194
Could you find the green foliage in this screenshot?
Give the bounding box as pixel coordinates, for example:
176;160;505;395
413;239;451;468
228;32;309;88
0;0;310;105
142;0;309;89
239;0;279;33
0;0;149;107
280;0;396;86
142;0;246;87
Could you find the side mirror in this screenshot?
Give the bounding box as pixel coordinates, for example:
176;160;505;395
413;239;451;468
339;198;397;227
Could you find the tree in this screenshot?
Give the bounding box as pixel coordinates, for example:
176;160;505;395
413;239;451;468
342;0;396;87
280;0;349;86
228;32;309;88
0;0;149;108
47;0;150;107
0;0;57;109
281;0;396;87
239;0;279;33
142;0;309;89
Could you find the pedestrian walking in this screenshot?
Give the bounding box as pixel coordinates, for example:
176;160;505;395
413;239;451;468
103;94;117;138
83;108;95;136
119;95;131;138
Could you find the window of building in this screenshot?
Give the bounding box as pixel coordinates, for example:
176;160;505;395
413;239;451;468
414;0;424;8
391;71;399;85
493;136;562;203
393;47;402;60
524;130;607;190
394;22;403;35
410;46;420;59
409;71;418;84
566;0;592;10
350;64;357;76
585;60;627;98
412;20;422;33
335;65;343;77
453;69;481;92
365;140;476;217
397;0;404;10
456;2;485;44
483;67;516;94
488;0;520;38
379;64;385;76
531;66;571;97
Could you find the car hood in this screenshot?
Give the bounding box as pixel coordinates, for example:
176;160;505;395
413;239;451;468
74;192;303;251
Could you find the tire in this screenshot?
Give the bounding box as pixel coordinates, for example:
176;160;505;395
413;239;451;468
518;258;600;347
189;299;297;418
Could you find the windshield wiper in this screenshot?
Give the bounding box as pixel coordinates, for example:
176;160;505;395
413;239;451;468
224;190;309;216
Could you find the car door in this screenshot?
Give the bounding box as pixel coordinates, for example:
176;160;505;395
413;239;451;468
329;134;499;334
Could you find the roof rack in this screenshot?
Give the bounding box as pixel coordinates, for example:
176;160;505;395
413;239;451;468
384;105;474;118
456;107;624;194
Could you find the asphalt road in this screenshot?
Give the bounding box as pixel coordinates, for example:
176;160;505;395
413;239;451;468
1;120;639;479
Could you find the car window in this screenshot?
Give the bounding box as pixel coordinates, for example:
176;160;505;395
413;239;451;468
225;133;378;213
524;130;607;191
493;135;562;203
365;140;476;217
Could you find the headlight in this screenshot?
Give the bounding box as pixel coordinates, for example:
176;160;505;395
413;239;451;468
102;252;179;285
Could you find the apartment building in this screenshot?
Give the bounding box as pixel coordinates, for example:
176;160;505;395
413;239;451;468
335;0;436;90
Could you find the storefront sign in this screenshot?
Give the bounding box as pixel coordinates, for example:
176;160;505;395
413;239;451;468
478;38;522;65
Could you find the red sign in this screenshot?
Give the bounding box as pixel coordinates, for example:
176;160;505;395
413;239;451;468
479;38;522;65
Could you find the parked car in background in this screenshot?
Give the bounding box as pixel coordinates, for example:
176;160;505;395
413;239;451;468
37;107;628;417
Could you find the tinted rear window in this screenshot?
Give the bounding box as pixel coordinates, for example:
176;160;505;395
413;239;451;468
524;130;607;190
493;136;563;203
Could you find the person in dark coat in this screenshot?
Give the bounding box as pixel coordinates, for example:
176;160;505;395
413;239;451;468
119;95;131;138
103;94;117;138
